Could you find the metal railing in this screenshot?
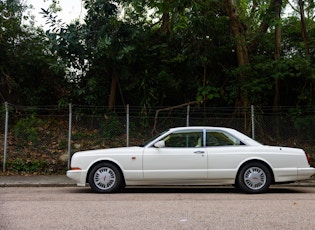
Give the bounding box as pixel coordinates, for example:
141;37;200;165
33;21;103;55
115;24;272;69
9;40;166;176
2;102;315;173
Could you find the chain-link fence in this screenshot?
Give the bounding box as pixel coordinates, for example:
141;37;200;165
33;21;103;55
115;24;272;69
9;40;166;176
2;102;315;174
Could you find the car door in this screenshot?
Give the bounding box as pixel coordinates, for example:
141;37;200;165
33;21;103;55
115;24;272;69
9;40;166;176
143;129;207;179
205;130;247;180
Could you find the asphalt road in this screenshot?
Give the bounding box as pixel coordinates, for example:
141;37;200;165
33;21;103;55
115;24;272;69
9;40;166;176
1;186;315;230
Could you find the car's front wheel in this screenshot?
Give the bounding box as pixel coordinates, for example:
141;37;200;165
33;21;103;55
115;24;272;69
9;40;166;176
237;162;272;194
88;162;124;193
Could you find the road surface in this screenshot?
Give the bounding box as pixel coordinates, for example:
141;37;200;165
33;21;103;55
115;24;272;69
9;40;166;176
1;186;315;229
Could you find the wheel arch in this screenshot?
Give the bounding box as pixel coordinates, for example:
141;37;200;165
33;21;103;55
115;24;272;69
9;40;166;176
235;159;275;185
86;160;126;185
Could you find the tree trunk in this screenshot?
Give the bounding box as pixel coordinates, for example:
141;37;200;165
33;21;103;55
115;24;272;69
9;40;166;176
108;69;118;109
273;0;282;138
160;0;172;34
273;0;282;109
298;0;312;105
299;0;310;55
161;12;171;34
249;0;276;52
224;0;250;129
225;0;249;68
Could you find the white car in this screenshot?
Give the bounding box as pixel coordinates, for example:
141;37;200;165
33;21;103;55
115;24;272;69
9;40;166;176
67;126;315;194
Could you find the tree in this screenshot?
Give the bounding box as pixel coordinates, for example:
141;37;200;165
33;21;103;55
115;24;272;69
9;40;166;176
0;0;65;105
224;0;250;109
273;0;282;109
40;0;315;110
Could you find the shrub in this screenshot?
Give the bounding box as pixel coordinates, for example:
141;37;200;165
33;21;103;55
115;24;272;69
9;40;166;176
13;115;45;144
100;113;124;139
7;158;48;174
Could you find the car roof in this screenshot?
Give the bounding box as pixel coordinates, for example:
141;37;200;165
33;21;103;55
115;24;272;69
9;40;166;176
169;126;234;131
168;126;262;146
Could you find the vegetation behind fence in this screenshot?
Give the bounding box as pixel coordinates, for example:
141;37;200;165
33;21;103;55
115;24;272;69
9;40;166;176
2;103;315;175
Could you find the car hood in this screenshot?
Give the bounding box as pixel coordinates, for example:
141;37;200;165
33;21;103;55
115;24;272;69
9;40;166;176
73;146;143;157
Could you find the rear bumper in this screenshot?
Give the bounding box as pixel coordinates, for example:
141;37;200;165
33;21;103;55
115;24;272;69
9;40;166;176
274;167;315;182
66;170;88;187
298;167;315;180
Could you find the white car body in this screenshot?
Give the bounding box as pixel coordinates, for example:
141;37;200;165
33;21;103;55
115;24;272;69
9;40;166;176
67;126;315;193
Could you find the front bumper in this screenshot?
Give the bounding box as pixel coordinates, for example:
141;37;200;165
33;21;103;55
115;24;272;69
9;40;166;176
66;170;88;187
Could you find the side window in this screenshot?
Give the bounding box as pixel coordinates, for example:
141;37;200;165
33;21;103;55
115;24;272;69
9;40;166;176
206;131;242;146
163;131;203;148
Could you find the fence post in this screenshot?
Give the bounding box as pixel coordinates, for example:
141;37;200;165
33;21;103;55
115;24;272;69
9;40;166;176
251;105;255;140
3;102;8;172
67;103;72;170
126;104;129;147
186;105;190;126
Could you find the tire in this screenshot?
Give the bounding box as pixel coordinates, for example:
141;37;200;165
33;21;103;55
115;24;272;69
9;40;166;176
237;162;272;194
88;162;124;193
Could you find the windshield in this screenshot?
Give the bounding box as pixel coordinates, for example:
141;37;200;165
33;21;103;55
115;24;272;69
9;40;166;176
139;130;168;147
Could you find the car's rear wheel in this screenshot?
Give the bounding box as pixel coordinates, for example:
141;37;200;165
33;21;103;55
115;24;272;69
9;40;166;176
88;162;124;193
237;162;272;194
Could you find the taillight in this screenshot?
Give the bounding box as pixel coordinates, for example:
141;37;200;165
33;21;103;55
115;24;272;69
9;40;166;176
305;153;311;165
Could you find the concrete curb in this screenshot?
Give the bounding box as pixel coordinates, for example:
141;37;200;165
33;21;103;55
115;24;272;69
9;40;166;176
0;175;315;188
0;175;76;187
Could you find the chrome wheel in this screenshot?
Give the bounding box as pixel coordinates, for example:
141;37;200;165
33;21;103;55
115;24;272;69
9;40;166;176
88;163;124;193
243;167;266;190
93;167;116;190
237;162;272;194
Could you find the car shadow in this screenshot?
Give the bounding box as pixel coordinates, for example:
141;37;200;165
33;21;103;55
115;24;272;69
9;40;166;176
123;186;307;194
69;186;308;194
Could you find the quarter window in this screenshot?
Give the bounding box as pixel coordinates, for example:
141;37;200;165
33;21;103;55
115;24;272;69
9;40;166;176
206;131;243;146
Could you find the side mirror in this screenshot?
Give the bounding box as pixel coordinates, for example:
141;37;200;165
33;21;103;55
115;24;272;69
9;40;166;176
154;140;165;148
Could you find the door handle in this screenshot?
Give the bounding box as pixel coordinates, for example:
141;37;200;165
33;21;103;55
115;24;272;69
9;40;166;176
194;151;205;154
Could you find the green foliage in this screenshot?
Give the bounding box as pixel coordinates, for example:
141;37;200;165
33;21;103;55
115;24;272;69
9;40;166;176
196;85;220;102
72;131;88;141
58;139;68;149
289;107;314;139
4;0;315;109
0;103;13;120
0;1;67;105
100;113;124;139
13;115;45;144
6;158;48;173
